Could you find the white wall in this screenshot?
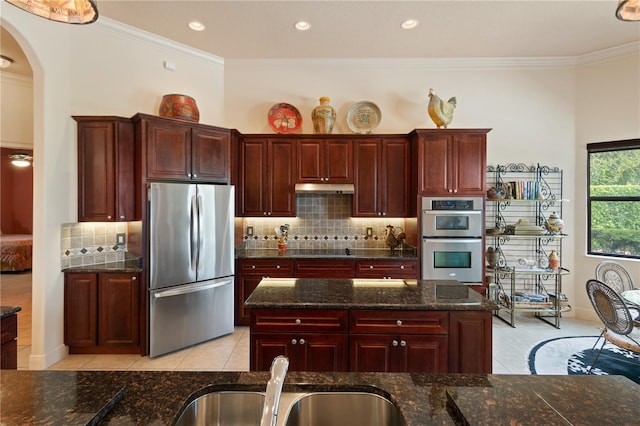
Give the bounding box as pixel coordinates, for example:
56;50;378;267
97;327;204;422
573;50;640;321
1;8;225;369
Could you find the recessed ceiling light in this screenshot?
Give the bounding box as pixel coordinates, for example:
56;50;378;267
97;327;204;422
294;21;311;31
401;19;419;29
188;21;205;31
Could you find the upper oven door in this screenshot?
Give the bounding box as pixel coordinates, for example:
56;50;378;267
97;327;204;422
422;209;483;237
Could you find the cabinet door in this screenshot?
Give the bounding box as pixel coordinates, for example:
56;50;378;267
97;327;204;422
397;335;448;373
349;334;394;372
325;139;352;183
418;134;450;195
452;133;486;195
449;311;492;373
238;138;268;216
353;139;381;216
192;128;230;183
251;332;298;371
297;139;324;182
380;138;410;217
98;273;139;347
299;333;348;372
64;273;98;348
268;140;296;216
145;119;192;180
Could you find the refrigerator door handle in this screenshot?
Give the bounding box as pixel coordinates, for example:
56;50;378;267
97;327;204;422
190;195;198;272
197;193;204;273
153;279;233;298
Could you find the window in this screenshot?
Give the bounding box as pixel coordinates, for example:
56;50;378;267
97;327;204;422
587;139;640;259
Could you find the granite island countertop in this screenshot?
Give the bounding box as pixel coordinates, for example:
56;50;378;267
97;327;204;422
2;370;639;425
236;247;418;260
245;278;497;311
1;305;22;319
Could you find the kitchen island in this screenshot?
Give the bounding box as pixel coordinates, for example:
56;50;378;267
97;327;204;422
245;278;497;373
2;370;639;425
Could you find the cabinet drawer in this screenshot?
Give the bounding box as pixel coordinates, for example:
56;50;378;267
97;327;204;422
349;310;448;334
355;260;417;278
251;309;348;333
240;260;294;275
1;314;17;345
294;259;355;278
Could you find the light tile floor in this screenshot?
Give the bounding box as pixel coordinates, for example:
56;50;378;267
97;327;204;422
2;271;602;373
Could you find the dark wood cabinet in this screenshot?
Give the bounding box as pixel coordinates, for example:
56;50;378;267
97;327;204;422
448;310;492;373
294;259;356;278
74;116;136;222
297;138;352;183
138;115;230;183
353;137;410;217
250;309;348;371
349;310;448;373
414;129;489;196
235;259;294;326
355;260;417;279
64;272;141;354
1;313;18;369
238;137;296;216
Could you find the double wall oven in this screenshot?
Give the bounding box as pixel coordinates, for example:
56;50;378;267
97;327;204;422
421;197;484;284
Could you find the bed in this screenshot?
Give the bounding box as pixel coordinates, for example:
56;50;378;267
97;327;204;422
1;234;32;272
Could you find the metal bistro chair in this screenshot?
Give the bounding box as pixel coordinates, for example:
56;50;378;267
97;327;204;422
595;260;637;294
585;279;640;374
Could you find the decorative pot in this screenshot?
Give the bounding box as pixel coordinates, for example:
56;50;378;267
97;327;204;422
311;97;336;134
486;247;498;269
159;94;200;123
545;212;564;234
277;243;287;253
548;250;560;270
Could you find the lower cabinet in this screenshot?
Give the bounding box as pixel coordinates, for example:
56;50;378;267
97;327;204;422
1;313;18;369
250;309;348;372
250;308;491;373
355;260;417;279
64;272;141;354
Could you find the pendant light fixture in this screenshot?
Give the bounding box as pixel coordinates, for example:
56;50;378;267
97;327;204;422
4;0;98;24
616;0;640;21
9;153;33;167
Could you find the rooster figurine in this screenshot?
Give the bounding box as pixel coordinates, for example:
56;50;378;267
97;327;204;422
385;225;406;252
427;88;457;129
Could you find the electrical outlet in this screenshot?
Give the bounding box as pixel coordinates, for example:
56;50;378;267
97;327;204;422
247;226;254;236
116;233;126;245
366;227;373;237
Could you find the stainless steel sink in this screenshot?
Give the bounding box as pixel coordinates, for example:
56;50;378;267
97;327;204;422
174;391;265;426
283;392;404;426
174;390;404;426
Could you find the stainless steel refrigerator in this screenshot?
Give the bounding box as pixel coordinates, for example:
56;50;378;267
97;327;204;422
148;182;234;357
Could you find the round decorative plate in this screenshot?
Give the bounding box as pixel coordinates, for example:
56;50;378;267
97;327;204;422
267;103;302;134
347;101;381;134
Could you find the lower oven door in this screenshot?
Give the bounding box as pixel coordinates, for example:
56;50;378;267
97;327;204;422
422;238;483;283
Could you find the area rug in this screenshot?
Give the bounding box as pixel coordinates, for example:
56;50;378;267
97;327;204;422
527;335;640;385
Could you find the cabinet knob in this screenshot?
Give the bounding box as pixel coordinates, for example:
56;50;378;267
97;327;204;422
392;340;398;347
396;320;403;327
299;338;305;345
107;215;112;219
193;174;197;178
400;265;405;270
369;265;374;269
295;319;301;325
448;189;453;193
131;276;137;281
187;173;192;178
291;339;297;345
382;212;386;216
251;265;256;269
400;340;407;347
119;215;125;220
276;265;281;269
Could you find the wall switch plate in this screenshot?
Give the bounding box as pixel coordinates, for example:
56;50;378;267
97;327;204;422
366;227;373;237
116;233;126;245
247;226;254;236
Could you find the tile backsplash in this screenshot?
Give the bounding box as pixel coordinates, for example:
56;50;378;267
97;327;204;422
242;194;411;251
61;222;128;268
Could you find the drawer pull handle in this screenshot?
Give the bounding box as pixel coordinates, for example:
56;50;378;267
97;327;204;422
291;339;297;345
299;338;305;345
295;319;301;325
392;340;398;347
276;265;281;269
400;340;407;347
369;265;374;269
396;320;403;327
251;265;256;269
400;265;405;270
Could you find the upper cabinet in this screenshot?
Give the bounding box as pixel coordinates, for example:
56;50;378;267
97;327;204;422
134;114;230;183
353;137;410;217
296;138;353;183
414;129;489;196
74;116;136;222
238;137;296;217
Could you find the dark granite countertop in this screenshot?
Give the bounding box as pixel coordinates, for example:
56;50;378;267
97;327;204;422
62;258;143;273
2;371;639;425
236;248;418;260
0;305;22;319
245;278;497;311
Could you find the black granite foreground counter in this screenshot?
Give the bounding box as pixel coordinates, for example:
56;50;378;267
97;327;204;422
2;371;639;425
236;247;417;260
245;278;497;311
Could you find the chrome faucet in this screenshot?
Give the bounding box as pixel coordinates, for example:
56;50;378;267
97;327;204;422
260;355;289;426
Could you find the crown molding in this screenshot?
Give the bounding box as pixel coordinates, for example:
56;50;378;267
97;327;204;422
575;41;640;66
95;17;225;67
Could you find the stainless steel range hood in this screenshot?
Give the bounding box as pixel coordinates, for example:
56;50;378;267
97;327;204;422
295;183;354;194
